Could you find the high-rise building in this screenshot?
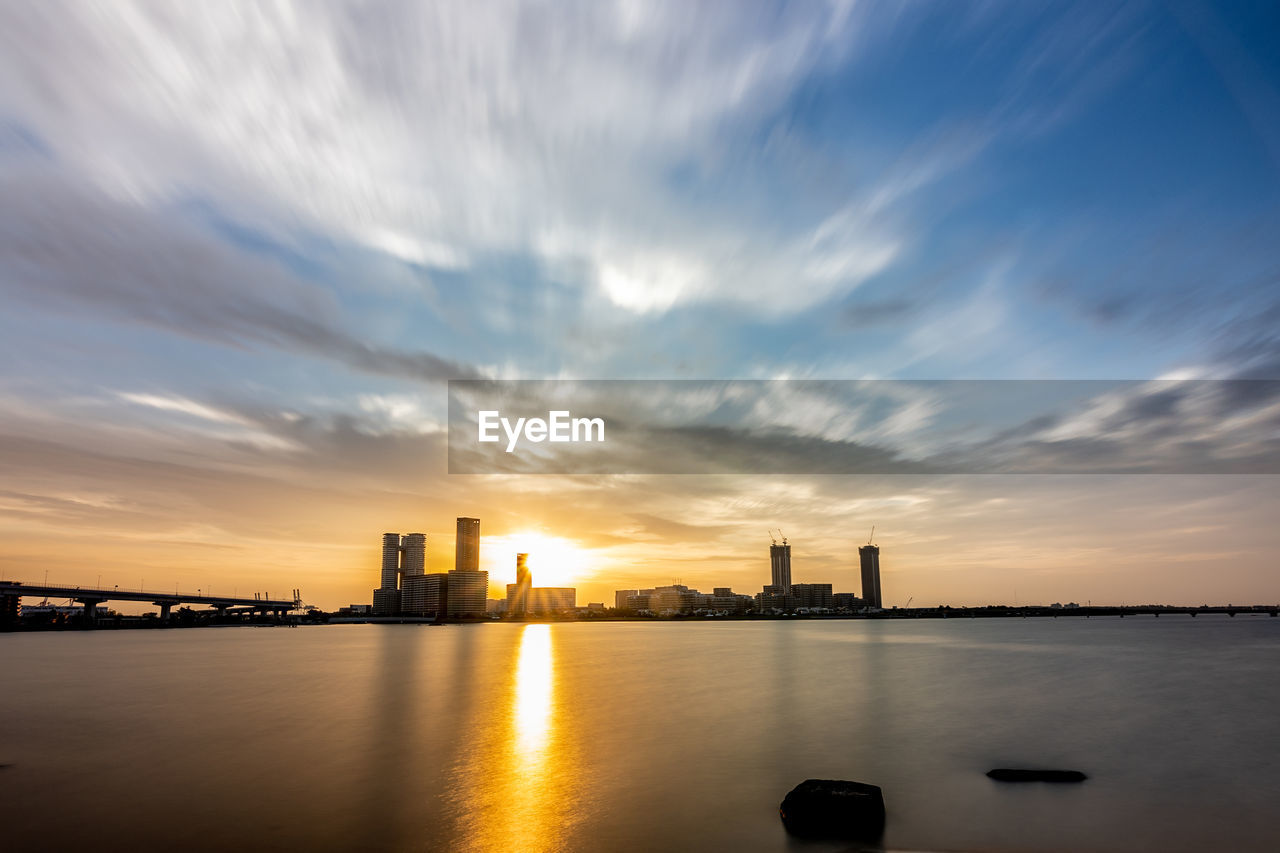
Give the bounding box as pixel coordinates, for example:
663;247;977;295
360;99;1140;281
380;533;401;591
402;572;448;616
401;533;426;577
859;544;882;609
455;517;480;572
770;542;792;593
446;569;488;617
374;532;404;615
615;589;638;610
509;553;532;615
373;532;426;614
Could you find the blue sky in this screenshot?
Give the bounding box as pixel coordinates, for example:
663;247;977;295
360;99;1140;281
1;1;1278;607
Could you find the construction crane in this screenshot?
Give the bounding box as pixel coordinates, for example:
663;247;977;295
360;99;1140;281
867;525;876;545
906;596;914;608
768;529;777;545
778;529;787;545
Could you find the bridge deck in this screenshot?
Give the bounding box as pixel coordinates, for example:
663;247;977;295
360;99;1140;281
0;581;297;609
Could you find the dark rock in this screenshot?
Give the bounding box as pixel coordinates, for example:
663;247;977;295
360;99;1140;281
987;768;1087;783
779;778;885;839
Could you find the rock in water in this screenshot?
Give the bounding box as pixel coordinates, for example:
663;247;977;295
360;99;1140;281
779;779;886;839
987;768;1087;783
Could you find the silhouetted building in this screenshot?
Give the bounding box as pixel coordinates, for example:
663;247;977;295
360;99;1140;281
531;587;576;613
401;533;426;577
757;585;798;612
506;584;576;614
372;588;400;614
709;587;752;613
770;542;792;593
455;517;480;572
859;544;882;609
791;583;834;609
509;553;532;615
651;584;695;613
616;584;750;614
373;532;426;614
620;589;654;611
373;532;404;614
446;570;488;617
833;592;865;610
402;572;448;616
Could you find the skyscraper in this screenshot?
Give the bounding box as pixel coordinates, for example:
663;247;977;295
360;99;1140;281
859;544;882;609
509;553;532;615
770;541;792;594
446;569;488;617
380;533;401;590
401;533;426;577
455;517;480;572
402;572;447;616
374;532;403;614
373;532;426;614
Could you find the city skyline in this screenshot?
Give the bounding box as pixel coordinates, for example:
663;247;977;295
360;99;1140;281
364;518;873;616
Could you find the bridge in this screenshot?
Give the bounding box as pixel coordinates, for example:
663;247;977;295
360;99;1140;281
0;581;301;623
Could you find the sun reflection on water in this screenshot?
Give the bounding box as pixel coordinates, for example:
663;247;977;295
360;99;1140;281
514;623;553;761
456;624;568;853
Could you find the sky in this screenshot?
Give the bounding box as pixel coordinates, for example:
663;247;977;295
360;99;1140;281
1;1;1278;609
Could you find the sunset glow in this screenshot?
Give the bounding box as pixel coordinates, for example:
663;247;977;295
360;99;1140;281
485;533;597;590
513;624;553;758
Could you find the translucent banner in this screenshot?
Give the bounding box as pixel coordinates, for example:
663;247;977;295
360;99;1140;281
447;379;1280;474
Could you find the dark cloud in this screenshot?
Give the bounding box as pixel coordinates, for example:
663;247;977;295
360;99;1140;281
446;379;1280;475
626;513;733;542
0;167;479;383
840;298;918;329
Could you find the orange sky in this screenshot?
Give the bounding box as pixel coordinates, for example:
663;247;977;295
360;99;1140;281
1;407;1277;610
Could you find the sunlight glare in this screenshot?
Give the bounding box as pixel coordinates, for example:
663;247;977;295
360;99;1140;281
513;624;553;760
490;532;593;588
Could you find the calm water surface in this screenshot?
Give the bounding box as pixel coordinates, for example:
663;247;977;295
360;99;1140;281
2;618;1277;851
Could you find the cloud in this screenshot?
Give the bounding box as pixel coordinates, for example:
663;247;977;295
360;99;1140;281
0;166;478;383
445;378;1280;475
117;393;252;426
0;0;927;315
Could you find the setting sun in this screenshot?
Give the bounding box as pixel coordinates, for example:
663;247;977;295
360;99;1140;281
484;532;595;589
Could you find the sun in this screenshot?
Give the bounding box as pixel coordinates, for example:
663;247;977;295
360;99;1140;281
487;532;593;589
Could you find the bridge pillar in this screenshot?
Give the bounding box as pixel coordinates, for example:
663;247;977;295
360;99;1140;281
77;598;103;624
1;592;19;625
156;602;172;621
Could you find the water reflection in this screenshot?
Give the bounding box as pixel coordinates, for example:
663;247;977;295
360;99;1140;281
501;624;559;852
514;624;553;760
457;623;571;853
